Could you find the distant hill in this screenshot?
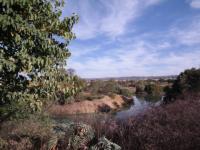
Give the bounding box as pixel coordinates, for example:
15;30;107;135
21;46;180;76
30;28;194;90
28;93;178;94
85;75;177;81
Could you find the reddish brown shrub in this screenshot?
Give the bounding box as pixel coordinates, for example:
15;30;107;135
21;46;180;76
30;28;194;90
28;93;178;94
85;99;200;150
0;117;52;150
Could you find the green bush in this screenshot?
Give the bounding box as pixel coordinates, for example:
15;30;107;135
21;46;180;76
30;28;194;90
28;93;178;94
74;92;104;102
118;87;133;97
144;84;163;96
86;81;105;94
165;68;200;103
135;82;146;94
100;80;121;94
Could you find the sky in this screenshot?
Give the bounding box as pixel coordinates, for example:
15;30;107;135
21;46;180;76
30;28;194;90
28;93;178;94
62;0;200;78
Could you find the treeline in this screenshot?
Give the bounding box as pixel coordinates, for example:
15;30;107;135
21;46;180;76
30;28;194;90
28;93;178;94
69;78;171;103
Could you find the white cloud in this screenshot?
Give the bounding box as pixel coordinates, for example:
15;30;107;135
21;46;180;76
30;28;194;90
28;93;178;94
68;15;200;78
70;44;100;57
69;38;200;78
65;1;200;78
189;0;200;9
64;0;162;40
170;18;200;45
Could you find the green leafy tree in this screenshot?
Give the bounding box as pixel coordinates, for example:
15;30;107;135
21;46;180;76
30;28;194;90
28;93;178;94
55;68;85;105
164;68;200;103
0;0;80;121
144;83;162;96
135;81;145;94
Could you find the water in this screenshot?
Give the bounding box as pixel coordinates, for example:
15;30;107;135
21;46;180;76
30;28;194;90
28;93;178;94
115;96;161;119
53;96;162;123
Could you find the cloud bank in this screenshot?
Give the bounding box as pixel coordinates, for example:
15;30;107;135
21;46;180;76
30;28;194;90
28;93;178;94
63;0;200;78
64;0;162;40
189;0;200;9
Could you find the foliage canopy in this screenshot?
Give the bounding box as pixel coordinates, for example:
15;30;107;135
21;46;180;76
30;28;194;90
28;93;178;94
0;0;81;120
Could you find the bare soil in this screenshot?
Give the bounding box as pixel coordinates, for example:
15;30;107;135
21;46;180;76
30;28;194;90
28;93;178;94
49;95;131;116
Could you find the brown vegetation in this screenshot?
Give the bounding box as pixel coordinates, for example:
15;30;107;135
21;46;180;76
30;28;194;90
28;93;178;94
49;95;132;116
73;97;200;150
0;117;52;150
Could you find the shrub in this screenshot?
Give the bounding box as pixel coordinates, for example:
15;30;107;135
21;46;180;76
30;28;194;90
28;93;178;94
45;121;121;150
165;68;200;103
74;92;104;102
0;115;53;150
135;81;146;94
86;81;105;94
100;80;121;94
118;87;133;97
144;83;163;96
89;98;200;150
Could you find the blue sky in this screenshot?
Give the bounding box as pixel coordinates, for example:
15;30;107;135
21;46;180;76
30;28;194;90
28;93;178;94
62;0;200;78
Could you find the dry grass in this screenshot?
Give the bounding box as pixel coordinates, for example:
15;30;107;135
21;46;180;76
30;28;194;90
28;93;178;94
1;95;200;149
0;116;52;150
49;95;130;116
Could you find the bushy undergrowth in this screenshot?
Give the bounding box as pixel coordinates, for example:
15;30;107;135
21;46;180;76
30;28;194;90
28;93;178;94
0;115;121;150
74;92;104;102
0;115;53;150
80;97;200;150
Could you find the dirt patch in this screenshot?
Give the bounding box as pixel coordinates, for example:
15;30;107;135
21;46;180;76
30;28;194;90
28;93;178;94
49;95;132;116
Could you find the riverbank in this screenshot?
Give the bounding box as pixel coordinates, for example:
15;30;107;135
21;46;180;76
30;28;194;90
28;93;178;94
49;94;132;116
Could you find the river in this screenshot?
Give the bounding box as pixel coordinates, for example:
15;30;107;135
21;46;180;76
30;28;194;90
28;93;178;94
115;96;161;119
53;96;162;123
